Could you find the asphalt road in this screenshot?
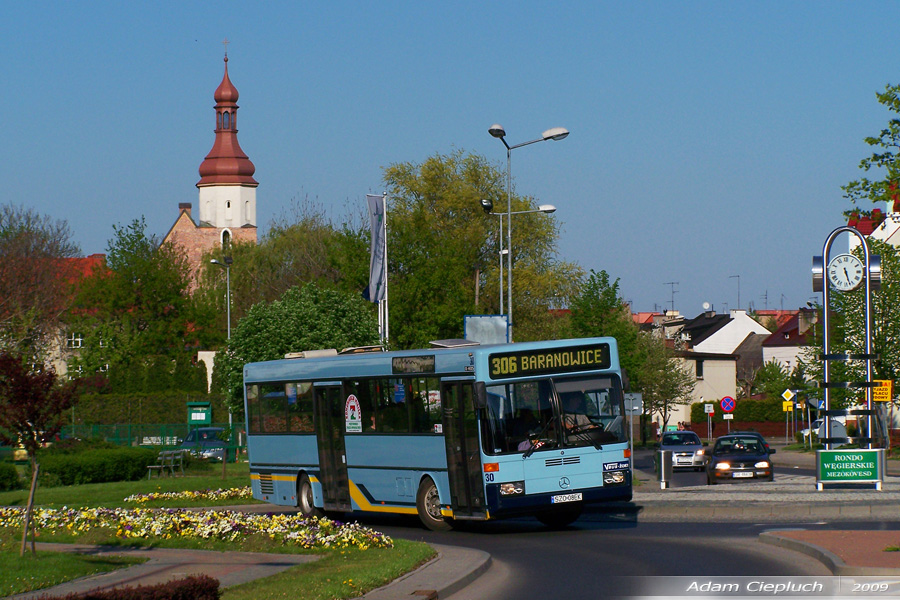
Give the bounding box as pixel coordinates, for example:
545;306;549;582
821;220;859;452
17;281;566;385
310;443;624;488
358;516;838;600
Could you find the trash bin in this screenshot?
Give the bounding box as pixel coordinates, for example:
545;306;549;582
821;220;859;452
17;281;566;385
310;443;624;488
658;449;673;489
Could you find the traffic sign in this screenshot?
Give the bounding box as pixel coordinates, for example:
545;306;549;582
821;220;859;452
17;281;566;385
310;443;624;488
624;393;643;414
704;403;715;414
818;400;825;410
873;380;892;402
723;414;734;420
720;396;735;413
782;400;793;412
782;389;795;402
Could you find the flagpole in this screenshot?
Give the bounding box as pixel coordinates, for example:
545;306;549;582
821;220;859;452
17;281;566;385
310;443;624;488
382;191;389;346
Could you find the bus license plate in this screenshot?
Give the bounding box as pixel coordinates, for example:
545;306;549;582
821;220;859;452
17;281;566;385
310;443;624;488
551;493;582;504
732;472;753;478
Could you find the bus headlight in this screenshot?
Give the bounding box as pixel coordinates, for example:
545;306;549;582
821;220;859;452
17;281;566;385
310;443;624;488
603;470;625;484
499;481;525;496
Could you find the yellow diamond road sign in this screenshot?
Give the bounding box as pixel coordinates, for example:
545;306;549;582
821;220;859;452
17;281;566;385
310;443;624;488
782;389;795;401
873;380;892;402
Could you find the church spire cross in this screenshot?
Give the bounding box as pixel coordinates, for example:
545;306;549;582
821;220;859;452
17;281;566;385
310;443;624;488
222;38;229;58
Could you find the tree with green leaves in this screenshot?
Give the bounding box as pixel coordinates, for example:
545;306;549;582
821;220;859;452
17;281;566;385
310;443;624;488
383;150;582;347
568;269;644;382
799;239;900;410
214;283;379;414
842;83;900;210
199;199;371;331
644;336;696;431
67;218;215;391
0;204;80;359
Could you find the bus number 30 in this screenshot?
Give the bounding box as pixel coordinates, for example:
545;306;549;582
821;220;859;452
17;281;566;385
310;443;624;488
485;473;495;482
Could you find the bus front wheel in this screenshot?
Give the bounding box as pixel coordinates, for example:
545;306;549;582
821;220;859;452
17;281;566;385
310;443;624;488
416;478;452;531
298;474;324;518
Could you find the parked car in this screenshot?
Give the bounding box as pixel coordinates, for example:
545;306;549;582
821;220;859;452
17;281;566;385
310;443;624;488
657;430;707;472
706;434;775;485
179;427;226;460
799;419;847;442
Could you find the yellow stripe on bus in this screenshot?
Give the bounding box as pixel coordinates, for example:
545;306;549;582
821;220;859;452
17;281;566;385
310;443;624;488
347;480;418;515
250;472;420;516
249;473;298;482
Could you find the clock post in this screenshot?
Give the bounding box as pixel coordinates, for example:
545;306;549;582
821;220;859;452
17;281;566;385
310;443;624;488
812;226;884;490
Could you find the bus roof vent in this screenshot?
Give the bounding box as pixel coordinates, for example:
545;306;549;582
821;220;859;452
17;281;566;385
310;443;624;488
284;349;338;359
429;338;480;348
339;345;387;355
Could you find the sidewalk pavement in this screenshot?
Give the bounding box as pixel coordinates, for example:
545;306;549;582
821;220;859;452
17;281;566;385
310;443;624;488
7;542;490;600
9;448;900;599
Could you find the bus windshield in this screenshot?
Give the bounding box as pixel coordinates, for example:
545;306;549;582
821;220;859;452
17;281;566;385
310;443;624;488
481;375;625;455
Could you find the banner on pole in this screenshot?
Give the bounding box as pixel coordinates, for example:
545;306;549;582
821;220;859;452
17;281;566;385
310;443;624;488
365;194;386;302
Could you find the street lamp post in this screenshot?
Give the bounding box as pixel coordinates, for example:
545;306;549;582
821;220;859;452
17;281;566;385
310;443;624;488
481;199;557;328
210;257;233;339
488;124;568;342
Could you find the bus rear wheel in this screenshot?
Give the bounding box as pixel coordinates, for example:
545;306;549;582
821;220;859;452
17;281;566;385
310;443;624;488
416;478;452;531
536;504;582;529
298;474;324;518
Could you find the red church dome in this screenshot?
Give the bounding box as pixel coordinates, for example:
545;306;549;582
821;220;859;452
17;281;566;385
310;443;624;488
197;56;258;187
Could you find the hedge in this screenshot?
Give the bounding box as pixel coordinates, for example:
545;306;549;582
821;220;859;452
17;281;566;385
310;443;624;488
40;575;219;600
37;447;158;486
0;462;21;491
73;391;230;425
690;397;785;422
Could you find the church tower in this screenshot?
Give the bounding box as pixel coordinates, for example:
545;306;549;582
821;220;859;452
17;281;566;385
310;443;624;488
196;52;258;246
163;52;258;284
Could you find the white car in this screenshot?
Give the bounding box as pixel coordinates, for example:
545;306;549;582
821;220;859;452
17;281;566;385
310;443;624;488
800;419;847;441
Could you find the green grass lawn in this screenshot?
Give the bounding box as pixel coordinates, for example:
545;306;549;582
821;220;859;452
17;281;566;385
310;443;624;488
0;546;146;597
0;459;436;600
0;461;259;508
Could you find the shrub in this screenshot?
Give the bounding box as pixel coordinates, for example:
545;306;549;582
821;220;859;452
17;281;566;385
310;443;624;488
41;575;220;600
38;447;158;486
0;462;21;491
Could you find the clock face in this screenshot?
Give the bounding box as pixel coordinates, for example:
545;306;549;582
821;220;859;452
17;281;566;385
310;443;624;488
827;254;864;291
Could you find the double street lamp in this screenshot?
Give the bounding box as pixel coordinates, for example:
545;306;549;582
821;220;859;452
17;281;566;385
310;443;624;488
480;200;557;324
488;124;569;342
210;256;233;339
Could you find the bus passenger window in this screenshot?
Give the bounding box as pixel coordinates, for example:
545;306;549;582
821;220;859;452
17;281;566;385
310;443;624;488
286;382;314;432
246;385;262;434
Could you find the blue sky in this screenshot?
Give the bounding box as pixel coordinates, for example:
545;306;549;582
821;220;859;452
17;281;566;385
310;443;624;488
3;2;899;316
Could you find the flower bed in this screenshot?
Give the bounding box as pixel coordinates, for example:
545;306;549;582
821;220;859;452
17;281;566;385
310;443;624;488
124;486;253;504
0;506;392;550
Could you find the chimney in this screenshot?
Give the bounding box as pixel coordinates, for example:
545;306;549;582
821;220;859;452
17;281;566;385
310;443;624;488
179;203;192;217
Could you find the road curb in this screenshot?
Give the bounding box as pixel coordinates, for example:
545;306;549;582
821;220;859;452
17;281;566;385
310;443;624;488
759;532;900;576
361;543;491;600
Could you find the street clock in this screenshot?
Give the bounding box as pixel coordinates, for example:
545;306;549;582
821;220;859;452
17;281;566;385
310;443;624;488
827;253;864;291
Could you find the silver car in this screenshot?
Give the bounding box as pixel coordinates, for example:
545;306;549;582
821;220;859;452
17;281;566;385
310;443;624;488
658;431;708;471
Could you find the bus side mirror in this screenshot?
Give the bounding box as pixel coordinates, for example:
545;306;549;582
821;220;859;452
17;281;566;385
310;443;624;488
474;382;487;409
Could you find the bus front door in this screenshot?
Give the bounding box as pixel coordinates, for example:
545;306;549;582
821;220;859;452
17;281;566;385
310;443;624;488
441;382;486;518
314;385;352;511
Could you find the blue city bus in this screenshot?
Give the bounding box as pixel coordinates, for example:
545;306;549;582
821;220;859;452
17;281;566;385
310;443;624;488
242;337;631;530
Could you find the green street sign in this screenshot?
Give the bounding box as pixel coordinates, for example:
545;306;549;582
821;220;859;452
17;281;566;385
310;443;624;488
817;449;882;482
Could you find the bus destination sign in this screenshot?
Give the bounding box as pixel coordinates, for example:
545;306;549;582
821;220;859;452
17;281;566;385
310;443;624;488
392;355;436;374
489;344;611;379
